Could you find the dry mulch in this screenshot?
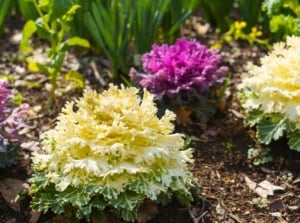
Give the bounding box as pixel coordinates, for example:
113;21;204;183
0;16;299;223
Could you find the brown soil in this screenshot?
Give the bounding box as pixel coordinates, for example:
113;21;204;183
0;16;299;223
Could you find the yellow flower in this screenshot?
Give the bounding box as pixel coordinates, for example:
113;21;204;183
249;27;262;38
234;21;247;30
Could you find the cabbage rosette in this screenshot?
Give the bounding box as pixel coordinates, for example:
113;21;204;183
239;36;300;151
30;84;194;221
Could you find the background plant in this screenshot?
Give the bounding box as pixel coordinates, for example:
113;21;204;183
239;36;300;152
247;147;273;166
131;0;170;54
262;0;300;41
84;0;134;80
199;0;234;32
237;0;265;32
0;80;29;168
0;0;14;34
29;84;194;222
212;20;269;49
160;0;200;43
17;0;39;20
83;0;199;81
130;37;228;124
20;0;90;107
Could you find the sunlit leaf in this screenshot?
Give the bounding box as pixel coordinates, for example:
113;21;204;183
64;70;85;88
20;20;37;53
66;37;90;48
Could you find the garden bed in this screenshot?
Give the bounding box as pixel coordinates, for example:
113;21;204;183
0;15;299;223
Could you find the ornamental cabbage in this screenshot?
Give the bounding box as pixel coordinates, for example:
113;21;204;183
239;36;300;151
130;38;228;124
0;80;29;167
130;37;228;100
30;84;194;222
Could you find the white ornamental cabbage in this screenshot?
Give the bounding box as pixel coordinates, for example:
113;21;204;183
239;36;300;150
30;84;194;221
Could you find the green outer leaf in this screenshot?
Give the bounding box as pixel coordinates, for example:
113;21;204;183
256;116;287;144
288;130;300;151
245;109;264;127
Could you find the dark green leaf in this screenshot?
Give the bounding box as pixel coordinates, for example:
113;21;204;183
288;130;300;151
49;0;76;21
257;116;287;144
245;109;264;127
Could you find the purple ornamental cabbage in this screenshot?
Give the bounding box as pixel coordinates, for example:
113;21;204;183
130;38;228;100
0;80;29;142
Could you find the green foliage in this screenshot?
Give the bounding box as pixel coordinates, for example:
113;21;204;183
199;0;234;31
84;0;134;79
262;0;300;41
247;147;273;166
0;0;14;34
20;0;89;106
79;0;199;80
245;111;300;152
17;0;39;20
132;0;170;54
160;0;200;43
257;114;287;144
238;0;264;31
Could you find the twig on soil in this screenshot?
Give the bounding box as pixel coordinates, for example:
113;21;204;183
90;61;106;86
216;200;246;223
188;207;208;223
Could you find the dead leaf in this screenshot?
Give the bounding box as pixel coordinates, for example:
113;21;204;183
243;174;256;191
270;212;288;223
175;106;193;126
194;23;210;35
257;180;285;198
188;206;208;223
0;178;29;212
243;175;285;198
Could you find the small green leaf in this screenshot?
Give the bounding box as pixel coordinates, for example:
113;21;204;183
66;37;90;48
245;109;264;127
257;116;287;144
64;70;85;88
111;192;140;210
102;186;119;200
91;196;106;210
288;130;300;151
20;20;37;52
